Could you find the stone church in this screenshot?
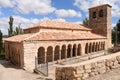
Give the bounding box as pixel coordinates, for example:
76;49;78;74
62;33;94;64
4;4;112;72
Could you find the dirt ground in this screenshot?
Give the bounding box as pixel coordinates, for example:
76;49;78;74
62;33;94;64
0;60;44;80
1;60;120;80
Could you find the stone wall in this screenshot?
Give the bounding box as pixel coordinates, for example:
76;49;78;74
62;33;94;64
4;41;24;67
55;52;120;80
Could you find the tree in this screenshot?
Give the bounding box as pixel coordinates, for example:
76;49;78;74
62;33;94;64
8;16;23;36
83;18;89;27
112;27;116;44
8;16;14;37
14;24;23;35
0;30;4;54
112;19;120;45
116;19;120;44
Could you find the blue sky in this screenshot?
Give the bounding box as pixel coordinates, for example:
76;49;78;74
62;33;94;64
0;0;120;35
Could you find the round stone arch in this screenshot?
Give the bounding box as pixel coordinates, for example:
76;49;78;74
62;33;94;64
98;42;101;51
47;46;53;62
61;44;66;59
67;44;72;58
89;43;92;53
77;44;81;56
73;44;77;57
54;45;60;61
95;42;99;51
102;41;105;50
38;47;45;64
85;43;89;54
92;42;95;52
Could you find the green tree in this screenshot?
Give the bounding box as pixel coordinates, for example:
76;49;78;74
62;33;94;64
112;19;120;45
116;19;120;44
0;30;4;54
112;27;116;44
14;24;23;35
8;16;14;37
8;16;23;36
83;18;89;27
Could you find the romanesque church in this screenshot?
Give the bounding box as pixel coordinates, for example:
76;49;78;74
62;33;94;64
4;4;112;72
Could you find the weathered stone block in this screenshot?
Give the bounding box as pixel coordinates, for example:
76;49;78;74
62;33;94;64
85;69;91;73
98;67;106;74
84;64;91;70
105;59;113;67
82;73;89;79
89;72;95;77
91;62;97;68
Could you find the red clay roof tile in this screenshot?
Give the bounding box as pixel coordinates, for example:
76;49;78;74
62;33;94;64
24;20;92;31
25;32;106;41
5;32;106;42
5;33;34;42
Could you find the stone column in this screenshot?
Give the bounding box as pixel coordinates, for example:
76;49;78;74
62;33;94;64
95;44;98;52
87;44;89;54
59;47;61;60
52;48;54;62
96;44;98;51
93;44;95;52
75;46;78;57
70;46;73;58
98;43;100;51
81;44;85;56
65;48;67;59
91;44;93;53
44;50;47;63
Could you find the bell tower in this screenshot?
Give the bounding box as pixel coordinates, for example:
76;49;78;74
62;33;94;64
89;4;112;48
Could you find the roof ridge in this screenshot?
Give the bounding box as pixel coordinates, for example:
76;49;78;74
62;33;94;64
23;32;41;41
24;20;92;31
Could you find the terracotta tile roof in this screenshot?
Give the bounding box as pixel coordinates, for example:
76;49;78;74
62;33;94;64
5;33;34;42
25;32;106;41
5;32;106;42
24;20;92;31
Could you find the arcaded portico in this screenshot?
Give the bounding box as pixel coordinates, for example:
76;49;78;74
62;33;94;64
37;41;105;63
4;4;112;72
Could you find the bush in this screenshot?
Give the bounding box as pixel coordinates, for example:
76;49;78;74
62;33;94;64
108;45;120;53
0;51;5;60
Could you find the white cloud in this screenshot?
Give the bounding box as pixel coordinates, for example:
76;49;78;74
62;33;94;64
0;0;55;15
0;16;50;35
14;0;55;15
53;18;66;22
55;9;81;18
0;17;9;35
0;16;67;35
74;0;120;17
0;0;15;8
112;23;116;28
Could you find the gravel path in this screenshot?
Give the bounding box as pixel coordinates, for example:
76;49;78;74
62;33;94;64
0;60;43;80
87;67;120;80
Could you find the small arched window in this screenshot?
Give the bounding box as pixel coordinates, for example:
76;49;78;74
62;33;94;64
99;9;104;17
92;11;96;18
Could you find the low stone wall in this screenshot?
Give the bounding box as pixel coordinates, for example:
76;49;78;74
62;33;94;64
55;52;120;80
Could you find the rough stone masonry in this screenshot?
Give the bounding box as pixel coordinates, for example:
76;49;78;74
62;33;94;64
55;52;120;80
